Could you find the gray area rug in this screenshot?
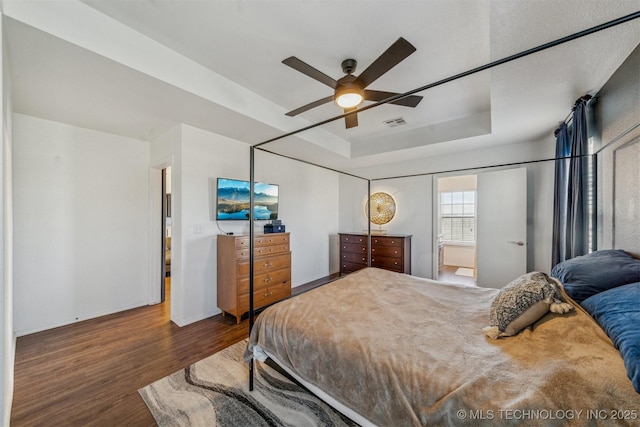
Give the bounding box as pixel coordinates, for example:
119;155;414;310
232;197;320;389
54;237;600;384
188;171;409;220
139;339;358;426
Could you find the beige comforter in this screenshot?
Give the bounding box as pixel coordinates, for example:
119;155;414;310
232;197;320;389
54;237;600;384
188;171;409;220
247;268;640;426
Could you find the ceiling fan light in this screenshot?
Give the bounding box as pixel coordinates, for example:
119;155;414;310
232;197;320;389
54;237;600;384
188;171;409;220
334;78;364;109
335;92;364;108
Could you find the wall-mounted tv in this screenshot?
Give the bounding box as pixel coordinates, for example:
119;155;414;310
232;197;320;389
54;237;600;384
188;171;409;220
216;178;279;220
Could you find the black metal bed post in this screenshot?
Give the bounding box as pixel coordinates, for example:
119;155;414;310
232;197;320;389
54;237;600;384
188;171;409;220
591;152;598;252
367;180;372;267
249;146;255;391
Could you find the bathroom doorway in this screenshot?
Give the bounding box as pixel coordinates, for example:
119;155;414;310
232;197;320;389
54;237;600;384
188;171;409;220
436;175;477;286
161;167;172;302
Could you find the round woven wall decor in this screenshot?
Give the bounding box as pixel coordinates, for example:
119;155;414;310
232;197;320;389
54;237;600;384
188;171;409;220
365;192;396;225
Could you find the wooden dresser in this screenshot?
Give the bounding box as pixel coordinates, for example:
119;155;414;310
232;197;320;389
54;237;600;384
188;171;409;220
339;233;412;275
217;233;291;323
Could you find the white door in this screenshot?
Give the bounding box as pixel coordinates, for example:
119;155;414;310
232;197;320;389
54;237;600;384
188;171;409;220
476;168;527;288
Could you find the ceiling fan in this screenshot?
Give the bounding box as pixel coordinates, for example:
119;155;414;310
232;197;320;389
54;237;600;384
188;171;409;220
283;37;423;129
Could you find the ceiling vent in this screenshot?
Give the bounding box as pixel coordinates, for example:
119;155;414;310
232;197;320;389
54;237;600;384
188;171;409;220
383;117;407;128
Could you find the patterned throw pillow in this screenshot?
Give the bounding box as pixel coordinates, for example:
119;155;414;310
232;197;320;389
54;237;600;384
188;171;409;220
483;272;573;339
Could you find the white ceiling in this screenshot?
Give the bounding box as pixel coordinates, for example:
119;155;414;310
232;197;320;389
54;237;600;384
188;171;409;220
5;0;640;178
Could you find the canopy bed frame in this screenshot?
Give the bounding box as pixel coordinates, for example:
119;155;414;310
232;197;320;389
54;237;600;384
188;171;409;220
242;10;640;424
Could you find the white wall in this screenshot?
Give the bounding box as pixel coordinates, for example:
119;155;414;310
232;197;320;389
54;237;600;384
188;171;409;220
174;125;243;325
1;15;15;424
9;117;342;334
371;176;434;278
254;149;340;285
443;246;476;268
13;114;151;335
339;141;557;279
170;125;340;326
338;175;434;278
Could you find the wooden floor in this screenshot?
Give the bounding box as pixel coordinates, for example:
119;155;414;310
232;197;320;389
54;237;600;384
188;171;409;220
437;265;477;286
11;278;249;426
10;274;337;426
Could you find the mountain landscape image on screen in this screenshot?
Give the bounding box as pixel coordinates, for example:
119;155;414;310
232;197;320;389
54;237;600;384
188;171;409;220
216;179;278;220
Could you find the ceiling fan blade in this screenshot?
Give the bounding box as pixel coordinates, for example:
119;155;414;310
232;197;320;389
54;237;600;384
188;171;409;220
282;56;338;88
285;95;334;117
354;37;416;89
344;108;358;128
364;90;423;107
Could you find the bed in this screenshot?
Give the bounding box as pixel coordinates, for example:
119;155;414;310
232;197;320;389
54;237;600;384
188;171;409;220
246;253;640;426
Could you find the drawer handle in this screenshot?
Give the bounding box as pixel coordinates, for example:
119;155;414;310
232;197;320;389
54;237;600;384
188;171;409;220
263;262;272;268
264;291;273;297
263;275;272;282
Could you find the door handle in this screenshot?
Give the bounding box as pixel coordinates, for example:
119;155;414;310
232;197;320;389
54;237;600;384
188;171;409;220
509;241;525;246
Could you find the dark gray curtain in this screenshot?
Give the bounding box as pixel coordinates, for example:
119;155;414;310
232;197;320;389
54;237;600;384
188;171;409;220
551;123;570;267
566;98;589;258
552;96;591;267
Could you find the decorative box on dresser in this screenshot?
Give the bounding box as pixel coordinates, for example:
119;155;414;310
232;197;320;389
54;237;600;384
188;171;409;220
339;233;412;275
217;232;291;323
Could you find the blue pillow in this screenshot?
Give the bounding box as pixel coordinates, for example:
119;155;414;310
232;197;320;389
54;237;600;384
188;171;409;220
581;282;640;393
551;250;640;303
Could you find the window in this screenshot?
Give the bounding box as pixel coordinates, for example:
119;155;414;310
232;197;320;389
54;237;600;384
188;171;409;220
440;191;476;243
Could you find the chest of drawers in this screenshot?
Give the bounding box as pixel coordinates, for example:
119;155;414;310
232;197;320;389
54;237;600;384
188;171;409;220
339;233;412;275
217;233;291;323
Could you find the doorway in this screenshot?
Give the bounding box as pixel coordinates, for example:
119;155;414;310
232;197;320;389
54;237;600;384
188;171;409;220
436;175;478;286
162;167;172;303
434;168;528;288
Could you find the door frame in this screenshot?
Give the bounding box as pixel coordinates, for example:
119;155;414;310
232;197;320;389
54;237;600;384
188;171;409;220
431;173;478;281
431;165;527;283
149;156;173;306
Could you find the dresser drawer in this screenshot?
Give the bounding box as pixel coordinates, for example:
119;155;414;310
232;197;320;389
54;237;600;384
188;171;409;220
238;280;291;312
371;245;403;258
236;234;290;249
341;251;368;265
255;268;290;291
255;244;289;256
340;234;368;244
338;233;411;276
237;253;290;276
255;253;290;274
340;242;368;254
238;267;291;294
218;232;292;324
340;262;367;274
235;237;251;249
236;244;289;258
254;281;291;307
372;255;404;272
255;234;289;247
371;237;404;247
235;233;290;251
